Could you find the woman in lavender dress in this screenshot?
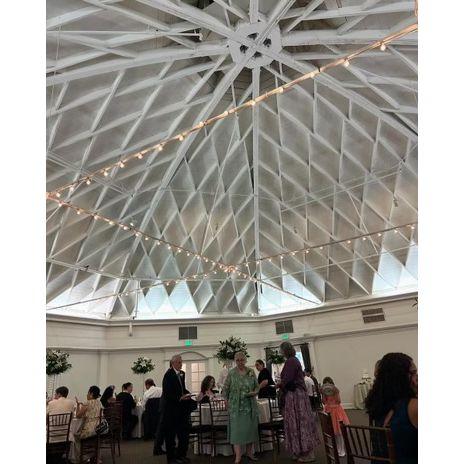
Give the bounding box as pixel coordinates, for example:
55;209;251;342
277;342;320;462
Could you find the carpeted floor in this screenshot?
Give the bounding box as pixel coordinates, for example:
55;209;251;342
101;410;368;464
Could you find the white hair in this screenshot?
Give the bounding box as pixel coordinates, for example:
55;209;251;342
171;354;182;363
234;351;247;361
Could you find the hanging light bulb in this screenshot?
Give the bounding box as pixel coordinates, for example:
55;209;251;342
347;240;352;244
319;246;323;250
103;170;109;177
144;236;149;241
249;99;256;106
157;144;163;152
343;59;350;67
277;87;284;94
362;236;367;241
137;153;143;159
86;179;91;185
109;221;114;225
394;229;398;234
56;192;61;198
380;43;387;51
178;134;184;141
119;161;125;168
76;210;81;215
377;233;382;237
123;225;129;230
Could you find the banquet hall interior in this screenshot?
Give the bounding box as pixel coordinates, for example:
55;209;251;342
46;1;418;463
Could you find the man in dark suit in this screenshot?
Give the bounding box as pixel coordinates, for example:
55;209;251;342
159;354;193;464
116;382;138;439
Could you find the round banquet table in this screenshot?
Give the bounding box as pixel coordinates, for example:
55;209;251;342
353;382;372;409
194;398;274;456
133;404;144;439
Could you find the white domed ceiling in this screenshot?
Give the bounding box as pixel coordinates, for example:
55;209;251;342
46;0;418;320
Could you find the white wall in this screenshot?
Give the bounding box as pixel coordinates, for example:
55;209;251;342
47;296;418;405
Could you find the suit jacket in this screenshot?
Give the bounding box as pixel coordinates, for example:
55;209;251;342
116;391;136;421
161;368;190;416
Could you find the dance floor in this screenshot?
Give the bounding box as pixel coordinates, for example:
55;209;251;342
103;410;367;464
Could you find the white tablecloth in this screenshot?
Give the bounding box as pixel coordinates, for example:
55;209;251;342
194;399;274;456
353;383;372;409
133;404;143;438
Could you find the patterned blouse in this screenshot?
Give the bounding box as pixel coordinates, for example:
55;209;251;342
78;399;102;439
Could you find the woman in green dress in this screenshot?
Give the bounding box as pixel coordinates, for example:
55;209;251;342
223;351;260;464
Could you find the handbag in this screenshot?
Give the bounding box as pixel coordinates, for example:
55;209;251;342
95;418;109;435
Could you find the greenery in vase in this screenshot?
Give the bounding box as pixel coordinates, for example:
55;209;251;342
215;336;249;362
266;349;285;365
131;356;155;375
46;349;72;376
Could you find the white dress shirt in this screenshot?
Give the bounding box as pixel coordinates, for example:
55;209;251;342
304;375;315;396
47;396;75;415
142;385;163;408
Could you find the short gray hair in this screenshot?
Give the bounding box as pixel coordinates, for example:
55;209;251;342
171;354;182;363
280;341;296;358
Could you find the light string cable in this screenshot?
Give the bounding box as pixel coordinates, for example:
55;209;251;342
46;22;418;199
46;196;320;305
46;268;216;312
230;222;417;267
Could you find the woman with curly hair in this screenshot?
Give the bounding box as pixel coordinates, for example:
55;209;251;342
277;342;320;462
365;352;418;464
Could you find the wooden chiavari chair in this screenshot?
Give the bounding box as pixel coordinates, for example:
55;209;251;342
79;409;103;464
46;412;73;463
100;401;123;463
341;423;396;464
209;399;232;457
317;411;340;464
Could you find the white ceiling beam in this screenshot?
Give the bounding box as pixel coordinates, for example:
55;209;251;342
213;0;247;20
249;0;259;23
282;29;417;46
283;0;326;33
83;0;197;48
46;40;228;86
252;66;261;274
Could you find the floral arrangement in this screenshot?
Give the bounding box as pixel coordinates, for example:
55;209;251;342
215;336;249;362
131;356;155;375
46;349;72;376
266;349;285;365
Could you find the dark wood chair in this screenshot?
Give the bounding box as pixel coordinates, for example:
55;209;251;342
46;412;73;463
341;423;396;464
100;402;123;463
189;405;212;459
78;409;103;464
257;397;283;463
209;399;232;457
318;411;340;464
143;397;161;440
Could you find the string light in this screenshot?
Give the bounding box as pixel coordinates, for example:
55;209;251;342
46;23;417;198
103;170;109;177
380;43;387;51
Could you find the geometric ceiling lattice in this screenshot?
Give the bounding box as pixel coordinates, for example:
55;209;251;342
46;0;418;320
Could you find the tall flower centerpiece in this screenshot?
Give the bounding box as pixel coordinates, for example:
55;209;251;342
131;356;155;397
266;349;285;383
46;349;72;398
215;336;249;367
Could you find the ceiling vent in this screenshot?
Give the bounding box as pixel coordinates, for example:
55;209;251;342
361;308;385;324
178;326;198;340
275;320;294;334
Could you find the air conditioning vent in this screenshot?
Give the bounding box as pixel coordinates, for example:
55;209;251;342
179;326;198;340
361;308;385;324
275;320;294;334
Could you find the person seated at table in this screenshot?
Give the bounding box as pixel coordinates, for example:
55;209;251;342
365;353;418;464
197;376;216;403
116;382;138;440
255;359;276;399
75;385;102;440
100;385;116;408
143;378;163;408
223;351;260;464
47;386;75;415
321;377;350;457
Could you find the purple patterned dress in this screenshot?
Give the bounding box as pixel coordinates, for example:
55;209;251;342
280;356;321;456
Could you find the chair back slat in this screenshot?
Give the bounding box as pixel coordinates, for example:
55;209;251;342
317;412;340;464
210;400;228;427
103;401;122;432
341;423;396;464
47;412;73;443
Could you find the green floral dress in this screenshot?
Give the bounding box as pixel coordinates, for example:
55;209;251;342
223;366;259;445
